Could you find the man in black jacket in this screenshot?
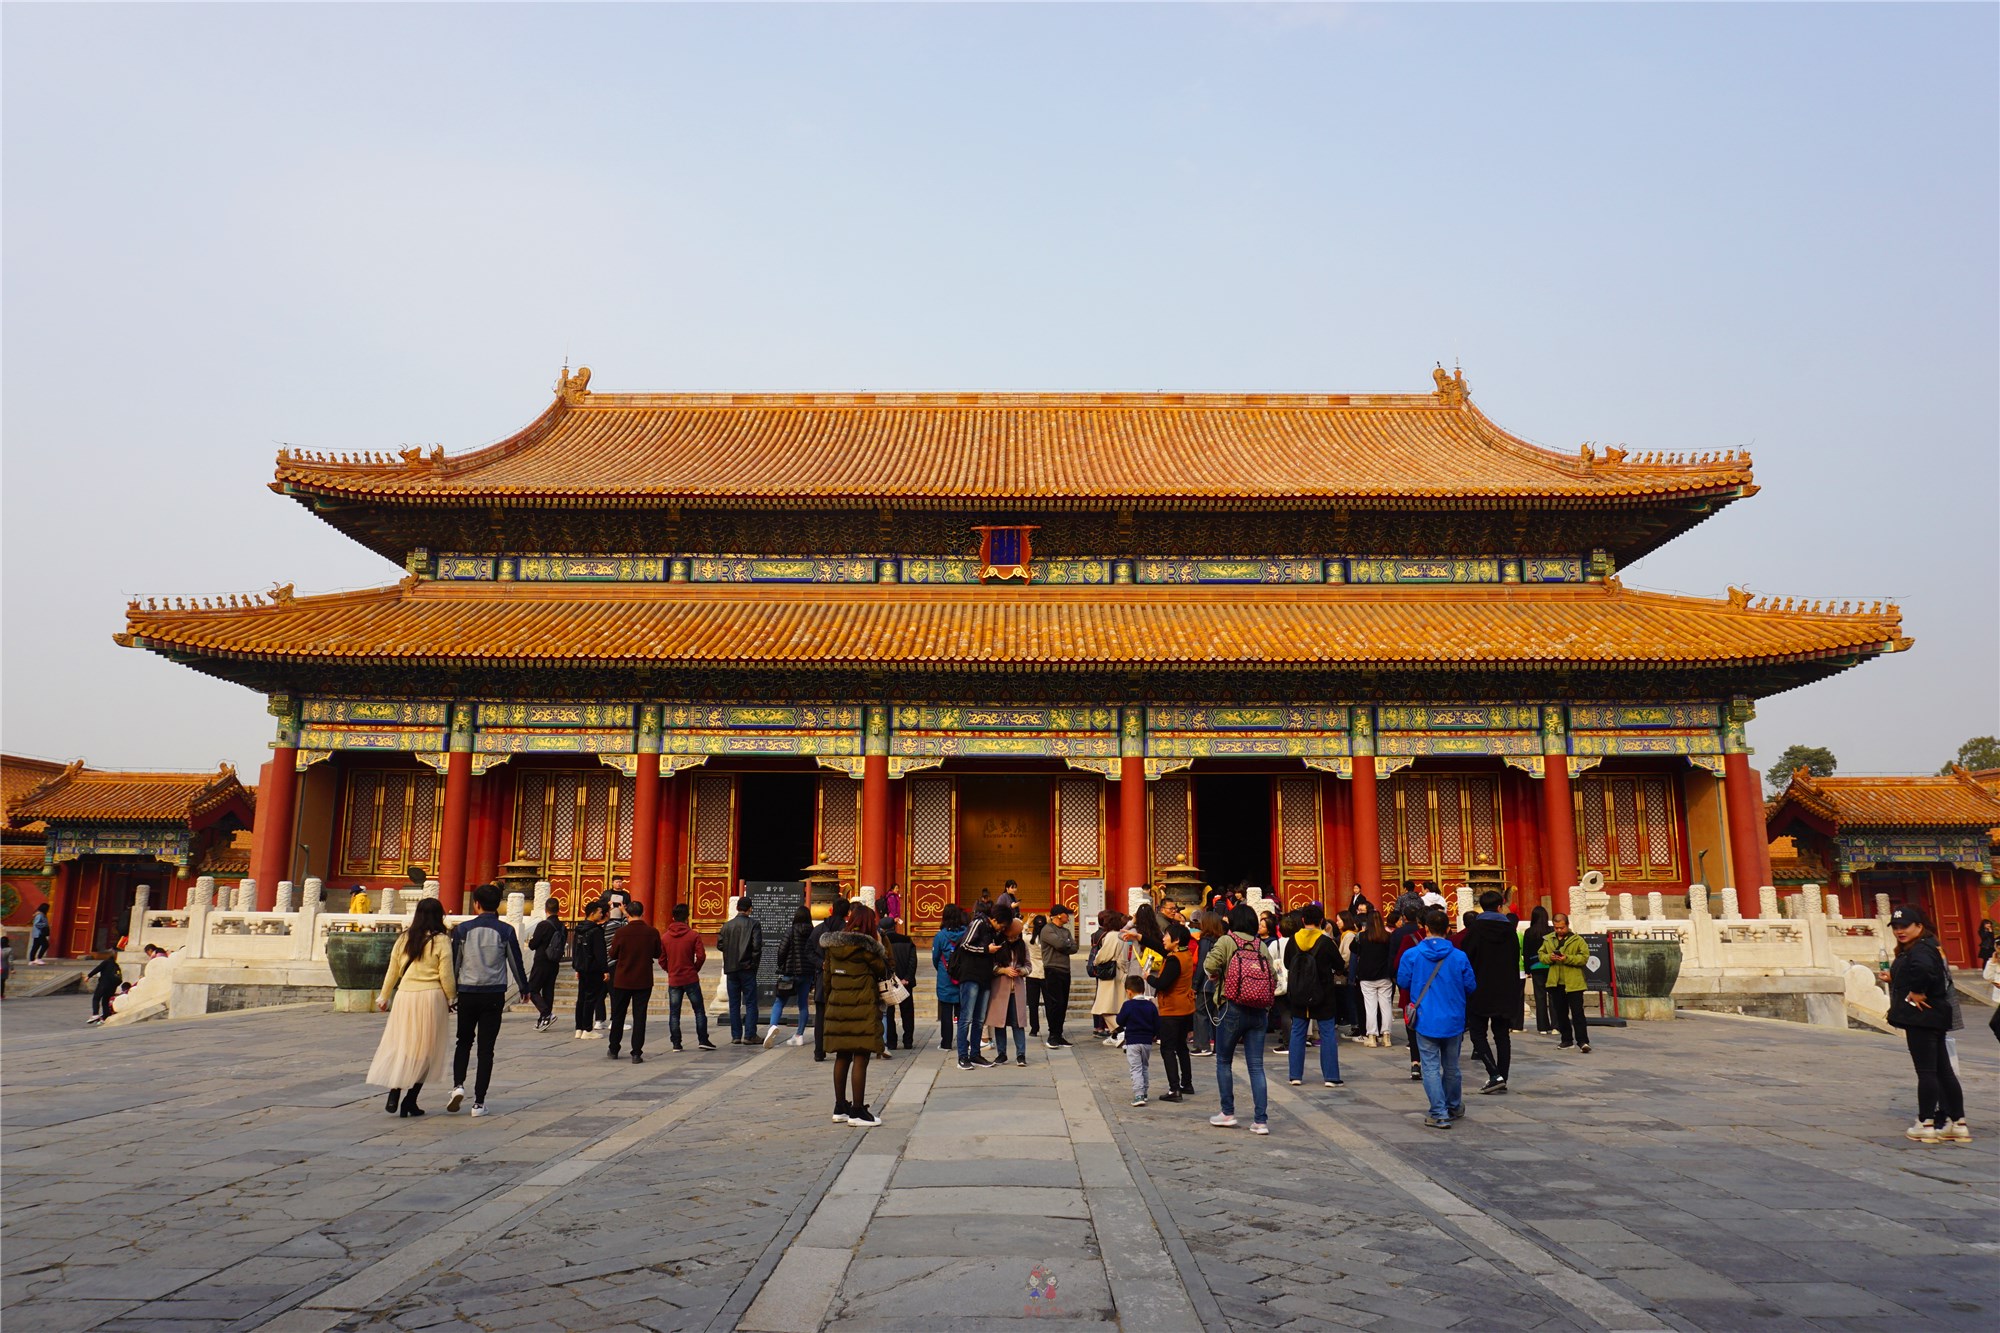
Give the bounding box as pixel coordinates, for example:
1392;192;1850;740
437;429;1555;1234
1461;891;1522;1094
881;917;919;1052
717;895;764;1045
570;900;608;1041
526;898;568;1032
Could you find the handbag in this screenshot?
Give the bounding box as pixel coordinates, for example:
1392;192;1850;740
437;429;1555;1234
1403;956;1445;1028
775;976;797;998
879;975;911;1006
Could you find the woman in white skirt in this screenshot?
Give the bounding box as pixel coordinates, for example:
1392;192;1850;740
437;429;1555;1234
368;897;456;1117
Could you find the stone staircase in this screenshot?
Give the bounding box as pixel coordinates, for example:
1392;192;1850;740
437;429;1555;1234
8;959;95;999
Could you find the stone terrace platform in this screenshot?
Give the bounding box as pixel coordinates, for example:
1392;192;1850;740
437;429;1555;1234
2;992;1994;1332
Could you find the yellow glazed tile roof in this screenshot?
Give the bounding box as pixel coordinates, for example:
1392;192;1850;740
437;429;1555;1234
11;763;248;825
1773;769;2000;830
271;372;1756;508
3;754;70;835
120;580;1906;672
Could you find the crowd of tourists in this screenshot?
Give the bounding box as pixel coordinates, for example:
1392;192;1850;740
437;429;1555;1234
353;875;1989;1144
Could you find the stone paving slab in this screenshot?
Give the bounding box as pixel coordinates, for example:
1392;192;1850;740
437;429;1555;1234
5;987;1998;1332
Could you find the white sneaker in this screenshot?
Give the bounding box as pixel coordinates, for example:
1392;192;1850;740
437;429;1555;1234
1945;1120;1972;1143
763;1027;782;1048
595;1021;608;1032
1905;1120;1940;1143
1209;1112;1238;1128
470;1103;488;1117
446;1087;465;1113
1251;1122;1270;1135
831;1107;849;1123
786;1034;807;1047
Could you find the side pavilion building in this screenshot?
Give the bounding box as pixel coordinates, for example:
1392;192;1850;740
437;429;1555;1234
119;368;1908;935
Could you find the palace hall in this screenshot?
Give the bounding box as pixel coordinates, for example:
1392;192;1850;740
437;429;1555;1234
117;367;1909;936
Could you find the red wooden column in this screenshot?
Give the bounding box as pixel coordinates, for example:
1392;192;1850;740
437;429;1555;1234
252;698;301;909
1117;707;1147;914
1720;701;1765;909
1540;756;1579;915
1537;707;1580;914
1350;757;1381;905
1722;753;1766;908
433;707;475;911
859;706;891;897
627;706;663;906
657;770;683;914
1348;709;1382;904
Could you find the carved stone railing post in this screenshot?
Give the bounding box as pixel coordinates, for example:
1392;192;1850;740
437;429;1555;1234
1646;891;1664;920
129;885;152;946
274;880;295;914
187;876;214;959
1720;887;1741;920
1874;893;1892;922
296;877;323;959
1758;886;1780;920
1825;890;1843;919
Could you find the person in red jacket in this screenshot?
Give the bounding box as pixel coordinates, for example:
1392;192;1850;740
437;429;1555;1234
605;901;663;1063
659;903;716;1052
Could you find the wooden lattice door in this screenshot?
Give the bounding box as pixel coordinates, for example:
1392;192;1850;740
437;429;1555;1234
511;768;636;916
687;772;737;931
1275;775;1322;904
1054;776;1104;913
817;775;859;899
905;777;954;934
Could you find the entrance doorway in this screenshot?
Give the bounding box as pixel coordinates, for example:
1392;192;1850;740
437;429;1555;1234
1194;776;1273;895
957;775;1053;911
736;773;818;883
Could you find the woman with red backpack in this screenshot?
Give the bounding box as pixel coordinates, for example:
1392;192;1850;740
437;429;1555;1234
1201;904;1276;1134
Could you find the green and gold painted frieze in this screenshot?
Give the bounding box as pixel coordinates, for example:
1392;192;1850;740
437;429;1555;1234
428;553;1593;586
299;697;450;752
47;826;192;867
1839;831;1989;871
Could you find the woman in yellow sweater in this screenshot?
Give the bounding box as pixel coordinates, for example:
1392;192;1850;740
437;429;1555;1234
368;898;457;1117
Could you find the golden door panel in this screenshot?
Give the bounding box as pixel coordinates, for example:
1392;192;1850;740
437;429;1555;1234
340;769;443;879
512;768;635;917
1378;772;1505;888
1575;773;1682;883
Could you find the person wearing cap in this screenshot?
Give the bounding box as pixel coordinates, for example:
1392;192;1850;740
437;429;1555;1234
1878;906;1968;1144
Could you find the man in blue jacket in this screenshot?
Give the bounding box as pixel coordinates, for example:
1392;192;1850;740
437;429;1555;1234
1395;906;1478;1129
448;883;532;1117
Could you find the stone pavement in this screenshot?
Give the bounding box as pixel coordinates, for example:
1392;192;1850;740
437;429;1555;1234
2;987;1996;1332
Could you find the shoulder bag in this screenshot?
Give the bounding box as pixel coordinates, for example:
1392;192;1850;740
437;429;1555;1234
1403;955;1446;1029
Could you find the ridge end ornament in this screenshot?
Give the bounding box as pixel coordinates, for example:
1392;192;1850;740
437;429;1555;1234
1432;362;1468;405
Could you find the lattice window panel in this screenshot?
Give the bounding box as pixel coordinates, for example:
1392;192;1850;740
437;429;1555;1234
1612;780;1640;867
408;772;437;863
1402;783;1431;866
1057;778;1100;866
516;774;546;861
1151;777;1190;868
820;776;859;864
909;779;952;865
582;772;612;861
1434;775;1463;866
377;779;407;863
1277;777;1317;866
692;774;734;864
1580;782;1610;867
345;772;378;864
616;776;636;861
1643;778;1673;869
1378;781;1397;864
551;774;579;857
1468;777;1499;866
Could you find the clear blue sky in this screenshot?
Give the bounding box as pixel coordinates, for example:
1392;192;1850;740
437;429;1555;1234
4;3;1994;781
